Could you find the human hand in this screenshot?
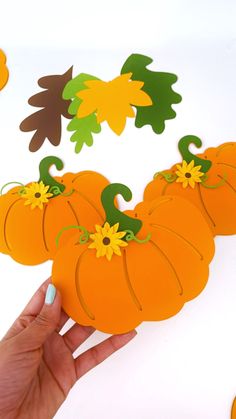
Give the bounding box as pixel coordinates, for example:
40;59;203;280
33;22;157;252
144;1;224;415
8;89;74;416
0;279;137;419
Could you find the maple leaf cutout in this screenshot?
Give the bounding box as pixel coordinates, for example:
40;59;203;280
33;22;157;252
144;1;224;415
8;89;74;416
77;72;152;135
20;67;73;152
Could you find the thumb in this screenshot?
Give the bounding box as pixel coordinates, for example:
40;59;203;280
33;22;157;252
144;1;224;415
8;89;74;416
21;284;61;349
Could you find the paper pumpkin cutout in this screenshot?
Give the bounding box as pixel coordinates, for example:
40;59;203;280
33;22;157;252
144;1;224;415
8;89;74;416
20;68;73;152
0;49;9;91
0;156;110;265
52;183;214;334
144;136;236;236
231;398;236;419
121;53;182;134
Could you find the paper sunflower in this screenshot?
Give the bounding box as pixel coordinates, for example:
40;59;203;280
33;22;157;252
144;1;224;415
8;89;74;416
22;181;53;209
76;72;152;135
175;160;204;188
89;222;128;261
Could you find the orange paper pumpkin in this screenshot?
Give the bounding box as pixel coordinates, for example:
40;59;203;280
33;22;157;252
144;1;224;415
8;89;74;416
231;398;236;419
0;156;110;265
52;183;215;334
144;136;236;236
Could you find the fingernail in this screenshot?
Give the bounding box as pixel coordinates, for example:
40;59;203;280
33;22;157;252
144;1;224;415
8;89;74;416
45;284;56;305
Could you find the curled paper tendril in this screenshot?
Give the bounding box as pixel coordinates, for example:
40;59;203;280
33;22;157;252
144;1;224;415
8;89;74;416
154;172;177;183
125;230;151;244
49;186;74;197
0;182;25;195
201;173;227;189
56;225;90;248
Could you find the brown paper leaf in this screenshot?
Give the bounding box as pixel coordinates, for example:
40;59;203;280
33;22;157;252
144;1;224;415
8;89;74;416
20;67;73;152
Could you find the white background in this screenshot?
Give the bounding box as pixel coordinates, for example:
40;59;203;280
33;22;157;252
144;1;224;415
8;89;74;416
0;0;236;418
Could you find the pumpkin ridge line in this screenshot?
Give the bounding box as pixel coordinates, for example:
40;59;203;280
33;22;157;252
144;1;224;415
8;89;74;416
3;198;22;251
73;190;104;222
197;184;216;228
42;205;49;252
122;249;143;311
75;250;95;321
71;173;93;183
161;181;171;196
150;224;204;261
149;240;183;296
67;201;80;226
217;162;236;171
217;175;236;193
148;197;173;215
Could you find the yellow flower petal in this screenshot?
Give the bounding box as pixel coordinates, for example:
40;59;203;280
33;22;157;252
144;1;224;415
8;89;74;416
95;224;103;233
106;246;113;261
189;178;195;188
187;160;195;170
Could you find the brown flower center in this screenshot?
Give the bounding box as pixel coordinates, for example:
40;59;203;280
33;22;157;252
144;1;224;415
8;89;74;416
185;172;191;178
103;237;111;246
35;192;41;198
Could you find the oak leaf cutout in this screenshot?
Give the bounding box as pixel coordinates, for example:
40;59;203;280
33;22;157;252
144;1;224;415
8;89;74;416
121;54;182;134
20;67;73;152
63;73;101;153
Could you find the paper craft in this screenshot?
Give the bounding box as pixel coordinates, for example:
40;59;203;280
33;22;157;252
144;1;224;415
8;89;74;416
63;73;102;153
121;53;182;134
21;54;181;153
144;135;236;236
20;68;73;151
52;183;214;334
0;49;9;91
0;156;110;265
76;72;152;135
231;398;236;419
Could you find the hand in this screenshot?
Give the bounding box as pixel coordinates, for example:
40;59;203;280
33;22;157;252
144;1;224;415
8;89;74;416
0;278;137;419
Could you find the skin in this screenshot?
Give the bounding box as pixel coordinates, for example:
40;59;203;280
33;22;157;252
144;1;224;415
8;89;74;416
0;278;137;419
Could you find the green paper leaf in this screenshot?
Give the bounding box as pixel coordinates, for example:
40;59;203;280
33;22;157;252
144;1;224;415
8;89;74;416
63;73;101;153
68;97;82;115
67;114;101;154
121;54;182;134
62;73;99;100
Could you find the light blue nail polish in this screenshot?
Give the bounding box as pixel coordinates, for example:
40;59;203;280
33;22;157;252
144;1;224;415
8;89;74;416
45;284;56;305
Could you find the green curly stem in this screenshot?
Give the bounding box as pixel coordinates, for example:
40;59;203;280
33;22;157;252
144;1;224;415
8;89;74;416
0;182;25;195
56;225;90;248
125;230;151;243
49;186;74;197
38;156;65;194
101;183;142;236
154;171;177;183
201;173;227;189
178;135;212;173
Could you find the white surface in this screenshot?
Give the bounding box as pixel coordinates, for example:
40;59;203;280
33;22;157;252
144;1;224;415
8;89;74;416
0;1;236;418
